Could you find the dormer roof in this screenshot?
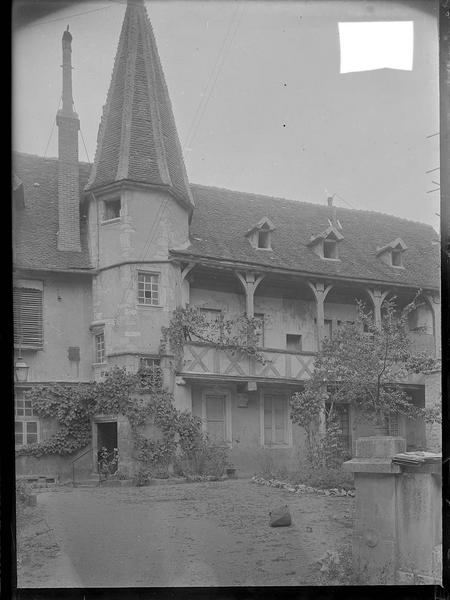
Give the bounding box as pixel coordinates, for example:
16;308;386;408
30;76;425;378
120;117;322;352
245;217;276;237
85;0;193;212
376;237;408;256
307;223;344;246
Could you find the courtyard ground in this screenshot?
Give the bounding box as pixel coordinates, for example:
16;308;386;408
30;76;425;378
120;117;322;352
17;478;353;587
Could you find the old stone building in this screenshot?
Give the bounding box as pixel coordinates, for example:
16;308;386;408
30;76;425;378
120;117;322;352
13;0;440;479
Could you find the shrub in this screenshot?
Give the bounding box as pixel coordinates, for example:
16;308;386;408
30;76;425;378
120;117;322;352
133;468;152;487
292;466;354;490
177;439;229;479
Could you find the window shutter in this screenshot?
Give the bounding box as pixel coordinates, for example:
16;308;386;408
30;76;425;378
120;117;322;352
13;287;43;348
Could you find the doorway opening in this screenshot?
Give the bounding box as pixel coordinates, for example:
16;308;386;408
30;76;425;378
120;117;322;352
96;421;118;474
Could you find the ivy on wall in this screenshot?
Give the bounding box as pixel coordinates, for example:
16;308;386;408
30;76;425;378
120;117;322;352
162;306;267;368
16;366;202;468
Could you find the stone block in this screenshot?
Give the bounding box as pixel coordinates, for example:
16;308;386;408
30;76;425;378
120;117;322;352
269;505;291;527
356;436;406;458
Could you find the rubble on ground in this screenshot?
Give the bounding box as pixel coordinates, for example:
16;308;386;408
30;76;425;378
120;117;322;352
250;476;355;497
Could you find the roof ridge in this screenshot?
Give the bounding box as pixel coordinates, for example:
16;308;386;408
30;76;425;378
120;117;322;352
190;182;438;232
13;150;92;168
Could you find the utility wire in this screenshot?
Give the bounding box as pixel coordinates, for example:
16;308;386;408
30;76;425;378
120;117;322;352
43;96;62;158
22;4;113;29
183;2;244;152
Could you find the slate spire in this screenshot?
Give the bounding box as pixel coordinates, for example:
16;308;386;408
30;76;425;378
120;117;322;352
85;0;193;210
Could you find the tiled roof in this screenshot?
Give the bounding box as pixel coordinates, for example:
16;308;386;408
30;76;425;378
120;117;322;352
12;152;92;272
172;184;440;290
13;152;440;289
85;0;193;211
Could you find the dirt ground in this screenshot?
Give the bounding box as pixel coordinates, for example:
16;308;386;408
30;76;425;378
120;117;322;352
16;479;353;588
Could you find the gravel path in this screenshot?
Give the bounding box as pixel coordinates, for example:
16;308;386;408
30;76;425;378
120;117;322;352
17;479;353;587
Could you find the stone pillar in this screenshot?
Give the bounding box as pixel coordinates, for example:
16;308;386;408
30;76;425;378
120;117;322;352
344;436;442;585
235;271;265;317
366;288;389;329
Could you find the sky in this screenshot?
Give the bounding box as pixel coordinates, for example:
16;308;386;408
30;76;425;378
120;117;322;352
12;0;440;232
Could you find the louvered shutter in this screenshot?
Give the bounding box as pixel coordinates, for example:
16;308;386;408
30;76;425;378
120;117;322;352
13;287;43;348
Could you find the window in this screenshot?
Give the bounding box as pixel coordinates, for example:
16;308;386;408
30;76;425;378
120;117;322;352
95;332;105;364
13;286;43;348
323;239;338;259
257;229;271;249
139;357;160;369
15;392;39;446
263;395;290;445
138;273;160;306
391;249;403;267
253;313;265;347
201;391;231;444
15;421;38;446
286;334;302;351
103;198;121;221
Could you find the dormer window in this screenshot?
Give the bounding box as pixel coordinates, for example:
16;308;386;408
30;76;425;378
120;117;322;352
246;217;275;250
323;239;338;259
258;228;271;249
307;225;344;260
376;238;407;268
391;249;402;267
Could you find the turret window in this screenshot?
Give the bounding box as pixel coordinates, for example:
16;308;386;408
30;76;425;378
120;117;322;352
138;272;160;306
102;198;121;222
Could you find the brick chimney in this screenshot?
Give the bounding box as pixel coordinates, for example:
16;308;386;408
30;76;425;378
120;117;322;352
56;26;81;252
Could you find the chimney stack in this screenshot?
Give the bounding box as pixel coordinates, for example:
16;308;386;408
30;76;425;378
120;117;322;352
56;26;81;252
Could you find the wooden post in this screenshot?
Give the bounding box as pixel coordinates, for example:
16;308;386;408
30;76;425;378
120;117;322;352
307;281;333;437
307;280;333;347
366;288;389;329
180;263;195;306
235;271;265;317
424;293;441;358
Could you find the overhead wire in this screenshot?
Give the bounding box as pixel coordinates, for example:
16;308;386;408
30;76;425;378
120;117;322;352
21;4;114;29
183;2;244;152
43;96;62;158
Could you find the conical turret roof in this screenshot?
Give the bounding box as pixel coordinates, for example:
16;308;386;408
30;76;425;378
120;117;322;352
85;0;193;210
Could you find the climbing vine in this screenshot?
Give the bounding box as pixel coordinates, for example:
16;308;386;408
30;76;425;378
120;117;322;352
162;306;267;368
16;365;228;478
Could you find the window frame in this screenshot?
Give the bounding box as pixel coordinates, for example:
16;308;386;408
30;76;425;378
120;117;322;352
13;282;44;350
286;333;302;352
200;388;232;446
15;391;39;447
257;228;272;250
260;392;292;448
391;248;403;268
323;238;339;260
101;197;121;223
93;330;106;365
137;272;161;307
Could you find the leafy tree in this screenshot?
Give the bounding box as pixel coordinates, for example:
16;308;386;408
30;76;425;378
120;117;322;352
290;294;439;465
